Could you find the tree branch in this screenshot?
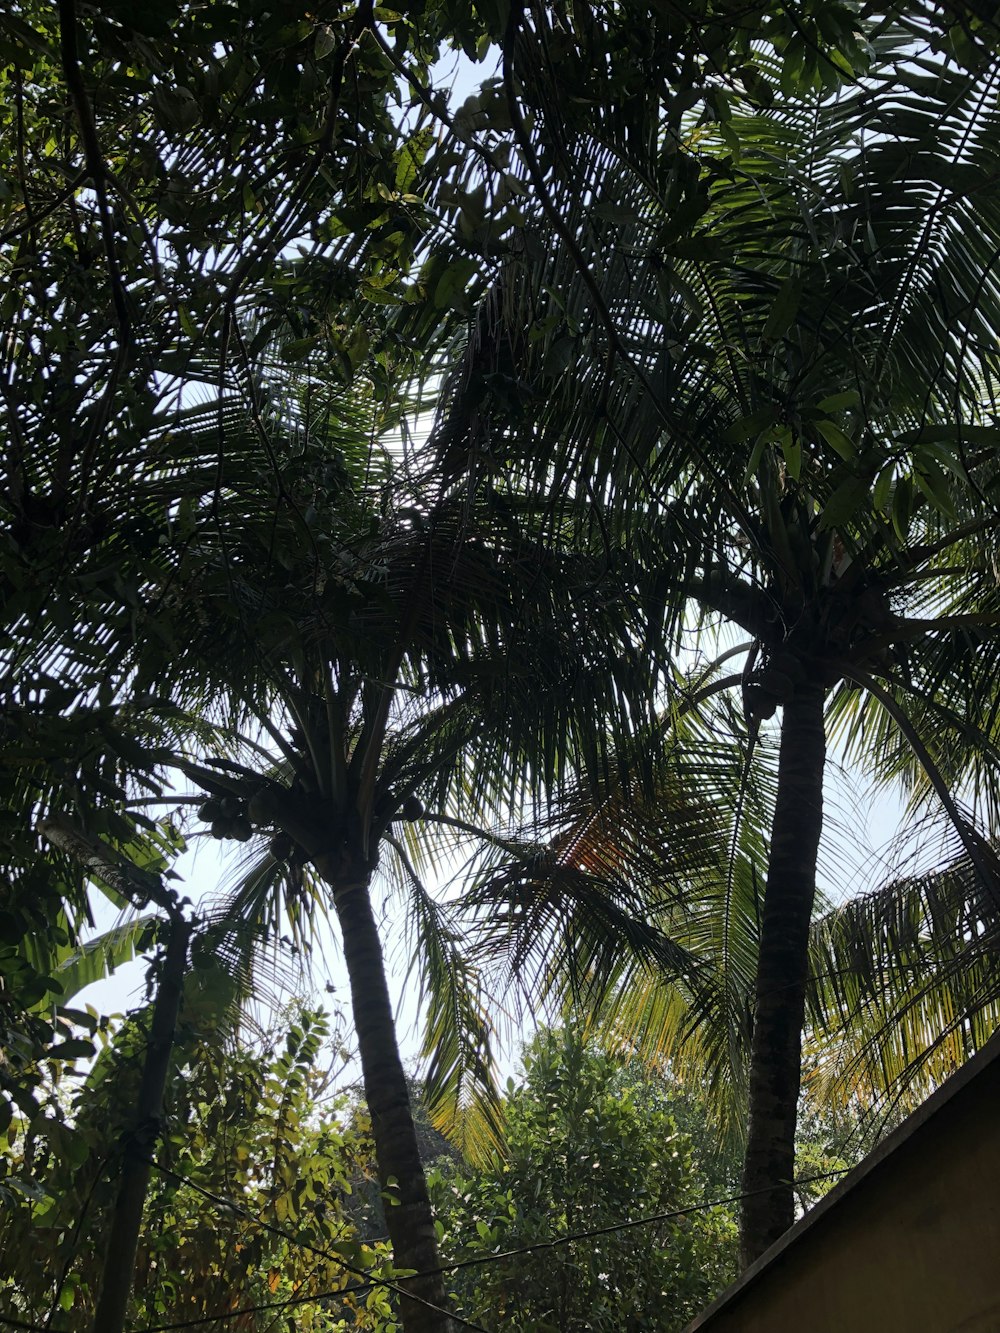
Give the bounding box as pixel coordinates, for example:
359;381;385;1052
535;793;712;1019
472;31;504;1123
38;813;180;917
844;667;1000;913
688;572;776;640
56;0;131;344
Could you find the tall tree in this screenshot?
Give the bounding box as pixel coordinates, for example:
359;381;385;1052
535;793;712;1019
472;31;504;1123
414;0;1000;1265
71;337;675;1329
432;1024;739;1332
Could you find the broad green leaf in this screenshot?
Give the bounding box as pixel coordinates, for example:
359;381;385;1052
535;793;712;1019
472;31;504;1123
38;917;157;1010
722;408;778;446
314;23;337;59
816;391;861;414
433;257;478;310
780;432;802;481
913;464;956;520
815;419;856;462
891;475;914;541
395;128;433;196
46;1039;96;1062
742;432;769;484
873;464;894;514
818;476;869;530
761;278;803;341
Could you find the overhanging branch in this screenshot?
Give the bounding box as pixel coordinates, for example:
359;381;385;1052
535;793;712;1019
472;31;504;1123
844;666;1000;913
38;813;180;917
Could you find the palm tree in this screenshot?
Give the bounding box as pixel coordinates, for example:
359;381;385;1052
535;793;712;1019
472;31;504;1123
420;5;1000;1264
0;0;465;1209
95;335;674;1329
807;832;1000;1116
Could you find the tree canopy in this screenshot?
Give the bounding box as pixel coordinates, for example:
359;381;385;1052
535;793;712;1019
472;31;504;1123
4;0;1000;1326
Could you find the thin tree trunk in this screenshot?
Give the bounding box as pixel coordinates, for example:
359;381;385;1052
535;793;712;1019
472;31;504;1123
330;865;452;1333
92;915;191;1333
740;683;826;1266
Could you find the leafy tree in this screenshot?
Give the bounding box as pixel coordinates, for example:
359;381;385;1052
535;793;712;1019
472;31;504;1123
0;1006;397;1330
430;1026;738;1333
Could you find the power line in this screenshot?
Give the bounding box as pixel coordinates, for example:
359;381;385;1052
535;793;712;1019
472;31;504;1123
0;1166;851;1333
141;1158;488;1333
132;1276;379;1332
144;1159;375;1279
150;1157;849;1284
133;1280;373;1332
133;1166;850;1332
425;1168;850;1278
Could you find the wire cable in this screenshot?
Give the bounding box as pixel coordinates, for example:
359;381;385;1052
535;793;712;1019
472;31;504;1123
136;1166;850;1332
140;1158;487;1332
424;1168;850;1279
0;1166;851;1333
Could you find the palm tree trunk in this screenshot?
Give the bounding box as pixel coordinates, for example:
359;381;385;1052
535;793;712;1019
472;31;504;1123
740;683;826;1266
92;915;191;1333
330;866;452;1333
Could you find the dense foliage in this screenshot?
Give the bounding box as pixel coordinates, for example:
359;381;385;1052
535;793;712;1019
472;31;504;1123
0;1007;398;1330
432;1027;739;1333
4;0;1000;1326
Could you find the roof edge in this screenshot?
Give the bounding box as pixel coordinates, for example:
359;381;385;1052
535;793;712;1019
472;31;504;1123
686;1024;1000;1331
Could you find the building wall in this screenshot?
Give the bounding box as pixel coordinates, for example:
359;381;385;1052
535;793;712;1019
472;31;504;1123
687;1040;1000;1333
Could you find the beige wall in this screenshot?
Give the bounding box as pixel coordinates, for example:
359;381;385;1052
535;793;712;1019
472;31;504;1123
688;1042;1000;1333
